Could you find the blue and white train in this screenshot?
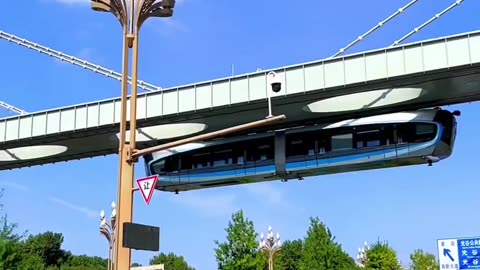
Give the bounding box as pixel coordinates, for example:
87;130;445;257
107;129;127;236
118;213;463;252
143;108;460;193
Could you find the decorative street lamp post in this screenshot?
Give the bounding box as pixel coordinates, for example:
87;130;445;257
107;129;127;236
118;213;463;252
100;202;117;270
356;241;369;267
259;226;282;270
90;1;175;270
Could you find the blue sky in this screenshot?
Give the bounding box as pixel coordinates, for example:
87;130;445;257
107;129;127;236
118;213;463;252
0;0;479;269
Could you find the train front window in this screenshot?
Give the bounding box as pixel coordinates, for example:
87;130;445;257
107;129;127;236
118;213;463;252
414;123;436;142
397;123;437;144
151;159;165;175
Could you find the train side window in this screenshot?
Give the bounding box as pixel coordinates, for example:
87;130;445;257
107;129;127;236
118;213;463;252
192;153;210;169
383;126;395;146
355;126;393;149
258;142;274;161
237;156;244;164
287;139;305;157
164;156;177;172
331;133;353;151
355;129;384;148
396;123;414;144
286;134;315;157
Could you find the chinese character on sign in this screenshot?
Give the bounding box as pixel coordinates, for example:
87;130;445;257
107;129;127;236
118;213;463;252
463;259;469;266
451;241;455;246
473;249;478;256
463;250;468;256
442;241;446;247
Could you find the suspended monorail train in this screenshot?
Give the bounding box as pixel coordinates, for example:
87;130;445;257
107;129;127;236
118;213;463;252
143;108;460;193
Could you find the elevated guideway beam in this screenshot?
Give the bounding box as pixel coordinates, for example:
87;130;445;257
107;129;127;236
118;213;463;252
1;30;480;170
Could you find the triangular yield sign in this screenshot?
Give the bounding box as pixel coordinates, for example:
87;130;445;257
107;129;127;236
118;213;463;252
136;175;159;205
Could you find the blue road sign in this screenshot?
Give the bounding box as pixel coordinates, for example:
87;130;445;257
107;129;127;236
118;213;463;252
438;237;480;270
458;238;480;269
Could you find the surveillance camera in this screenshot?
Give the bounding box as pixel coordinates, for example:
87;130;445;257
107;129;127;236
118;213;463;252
271;82;282;93
268;72;282;93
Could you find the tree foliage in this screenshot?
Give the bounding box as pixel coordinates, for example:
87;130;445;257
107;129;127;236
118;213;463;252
0;188;191;270
22;231;66;267
299;217;356;270
214;210;266;270
409;249;439;270
0;187;444;270
150;252;195;270
274;239;303;270
364;240;403;270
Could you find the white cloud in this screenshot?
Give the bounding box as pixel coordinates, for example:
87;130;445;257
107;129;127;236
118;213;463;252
244;182;283;205
167;180;302;219
168;191;238;218
77;47;104;64
48;196;98;219
0;181;29;192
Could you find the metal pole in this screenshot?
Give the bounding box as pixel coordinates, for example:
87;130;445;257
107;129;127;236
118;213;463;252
267;91;273;119
269;251;273;270
131;114;287;159
116;138;134;270
114;1;139;269
108;245;112;270
114;3;134;269
130;26;140;152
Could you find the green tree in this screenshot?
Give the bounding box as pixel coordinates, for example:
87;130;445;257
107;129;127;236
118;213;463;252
0;188;25;270
0;236;24;270
17;254;45;270
21;231;67;268
214;210;266;270
274;239;303;270
409;249;438;270
150;252;195;270
299;217;356;270
364;240;402;270
61;254;108;269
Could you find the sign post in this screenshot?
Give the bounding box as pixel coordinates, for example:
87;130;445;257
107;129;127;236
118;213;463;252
136;175;158;205
437;237;480;269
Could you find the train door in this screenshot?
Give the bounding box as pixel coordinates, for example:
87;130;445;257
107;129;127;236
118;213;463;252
178;155;191;184
381;125;397;159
